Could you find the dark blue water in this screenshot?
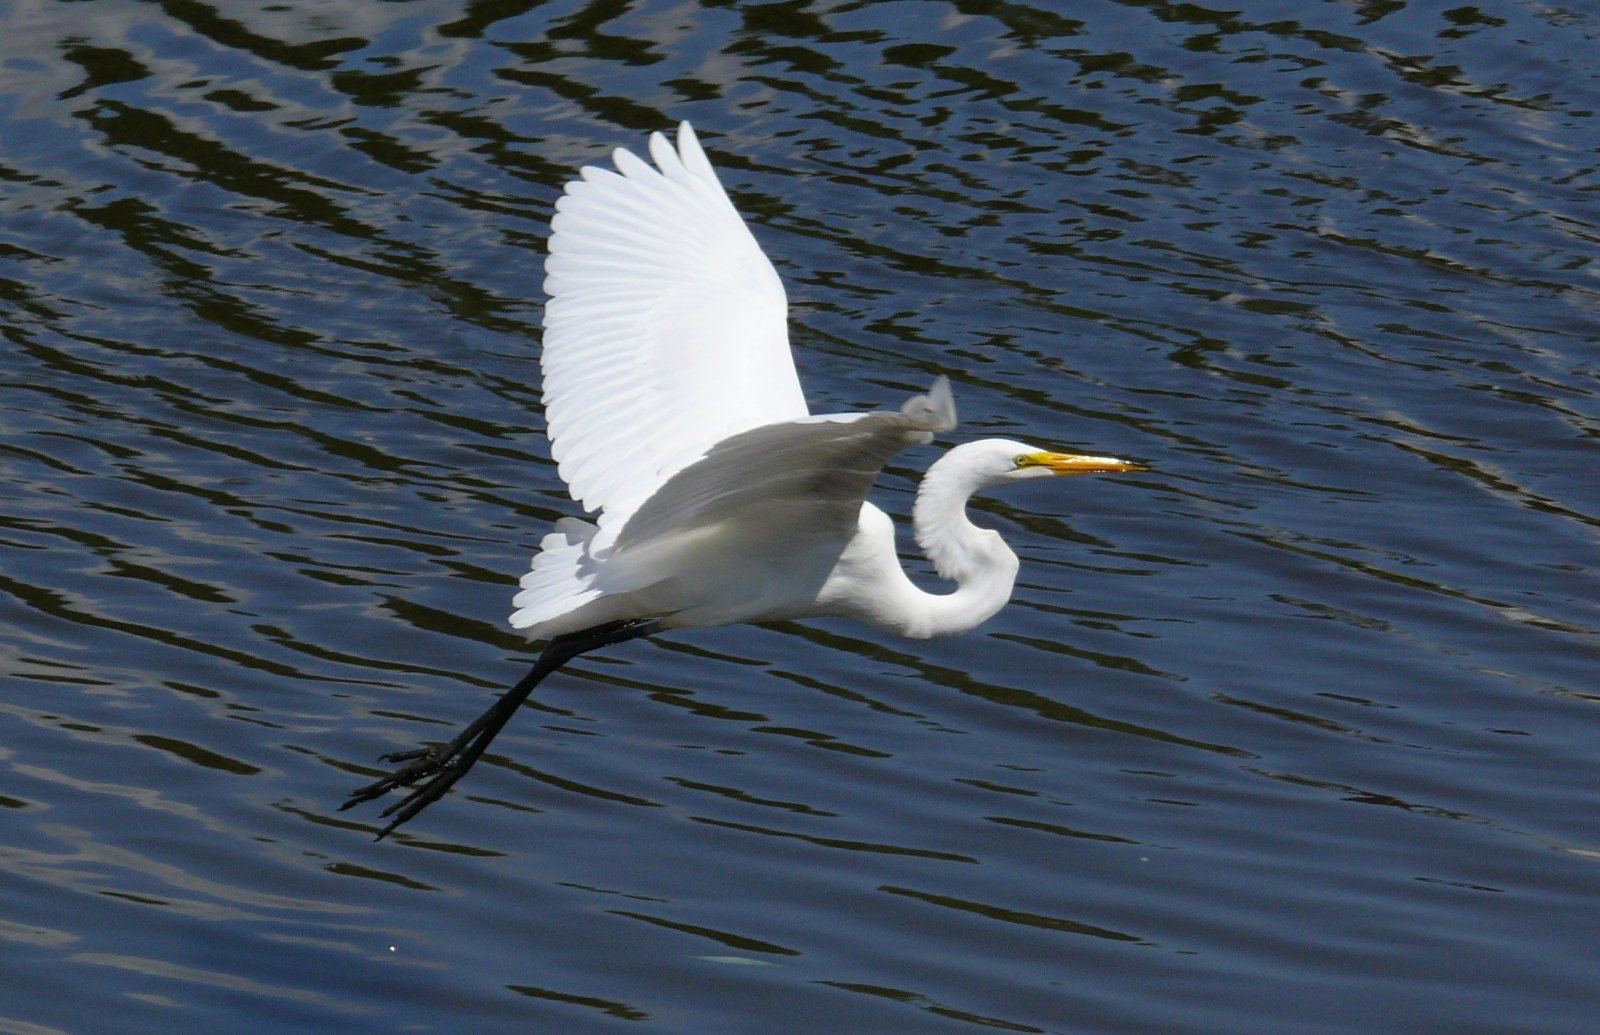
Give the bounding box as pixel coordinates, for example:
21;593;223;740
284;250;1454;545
2;2;1596;1032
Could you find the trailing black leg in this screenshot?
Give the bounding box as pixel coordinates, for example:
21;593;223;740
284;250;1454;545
341;619;661;839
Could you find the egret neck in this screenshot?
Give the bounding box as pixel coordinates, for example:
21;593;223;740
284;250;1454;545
898;447;1024;639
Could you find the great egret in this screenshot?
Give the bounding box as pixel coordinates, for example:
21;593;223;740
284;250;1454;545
343;122;1140;838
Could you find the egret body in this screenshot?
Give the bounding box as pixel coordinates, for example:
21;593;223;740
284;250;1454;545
343;123;1140;837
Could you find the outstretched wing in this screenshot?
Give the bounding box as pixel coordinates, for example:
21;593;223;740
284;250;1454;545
541;122;808;519
611;378;957;555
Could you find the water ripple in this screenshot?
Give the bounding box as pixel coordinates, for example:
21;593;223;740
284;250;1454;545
2;1;1597;1032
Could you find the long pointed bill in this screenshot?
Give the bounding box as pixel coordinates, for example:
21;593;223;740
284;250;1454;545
1021;451;1144;475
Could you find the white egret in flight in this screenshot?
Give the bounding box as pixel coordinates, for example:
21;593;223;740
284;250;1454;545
343;123;1141;838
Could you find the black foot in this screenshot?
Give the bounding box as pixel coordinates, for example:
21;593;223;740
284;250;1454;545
340;618;664;840
340;737;480;839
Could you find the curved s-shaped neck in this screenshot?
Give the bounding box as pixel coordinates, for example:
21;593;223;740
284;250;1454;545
899;450;1020;638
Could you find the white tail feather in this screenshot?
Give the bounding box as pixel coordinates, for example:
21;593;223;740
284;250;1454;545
509;518;606;634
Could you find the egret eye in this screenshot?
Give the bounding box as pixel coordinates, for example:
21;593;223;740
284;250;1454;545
1014;454;1031;468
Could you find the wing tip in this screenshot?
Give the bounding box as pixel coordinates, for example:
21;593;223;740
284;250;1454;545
901;375;957;432
674;120;717;183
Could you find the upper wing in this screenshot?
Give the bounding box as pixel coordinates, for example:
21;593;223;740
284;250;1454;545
610;378;957;556
541;122;808;519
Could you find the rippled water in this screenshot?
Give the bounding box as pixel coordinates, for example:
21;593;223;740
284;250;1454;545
3;2;1597;1032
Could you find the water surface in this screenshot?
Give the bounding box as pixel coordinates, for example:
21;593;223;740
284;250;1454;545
2;2;1596;1033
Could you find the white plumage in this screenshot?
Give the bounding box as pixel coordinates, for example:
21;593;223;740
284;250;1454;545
344;122;1141;838
540;123;805;519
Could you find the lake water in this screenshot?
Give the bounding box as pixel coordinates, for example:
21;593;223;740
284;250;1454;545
2;2;1596;1032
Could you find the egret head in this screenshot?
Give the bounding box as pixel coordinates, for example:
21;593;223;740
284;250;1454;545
957;438;1143;487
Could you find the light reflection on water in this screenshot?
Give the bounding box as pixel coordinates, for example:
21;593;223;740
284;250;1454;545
2;1;1597;1032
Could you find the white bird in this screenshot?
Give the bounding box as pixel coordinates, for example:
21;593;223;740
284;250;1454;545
344;123;1141;838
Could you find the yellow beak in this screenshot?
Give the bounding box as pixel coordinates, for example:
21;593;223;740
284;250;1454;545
1020;451;1144;475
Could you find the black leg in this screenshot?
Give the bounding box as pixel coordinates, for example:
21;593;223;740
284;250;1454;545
341;619;661;839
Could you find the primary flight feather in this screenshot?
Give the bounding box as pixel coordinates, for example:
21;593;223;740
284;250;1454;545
343;123;1141;838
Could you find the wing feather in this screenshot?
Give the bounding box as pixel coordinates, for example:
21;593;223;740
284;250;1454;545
541;123;807;519
612;378;957;555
